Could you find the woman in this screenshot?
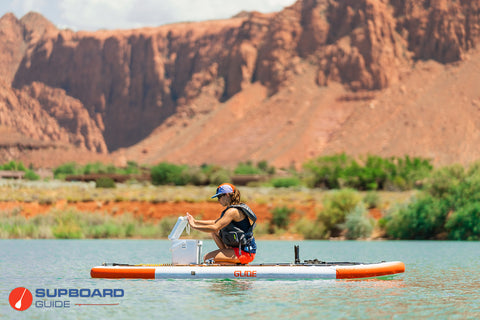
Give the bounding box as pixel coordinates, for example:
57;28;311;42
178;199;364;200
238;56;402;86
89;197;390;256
187;183;257;264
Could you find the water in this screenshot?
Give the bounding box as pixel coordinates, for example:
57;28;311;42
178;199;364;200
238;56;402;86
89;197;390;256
1;240;479;319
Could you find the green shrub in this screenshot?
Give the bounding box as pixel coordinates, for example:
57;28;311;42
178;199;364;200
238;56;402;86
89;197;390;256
257;160;276;175
342;204;374;239
395;156;433;189
271;177;301;188
24;170;40;181
29;214;54;238
251;221;270;237
234;161;262;175
271;206;295;230
0;208;30;238
151;162;189;185
1;161;26;171
445;172;480;210
158;216;182;237
424;164;465;198
53;161;143;180
123;161;141;174
54;162;80;179
89;222;123;238
134;224;162;238
389;176;407;191
84;162;102;174
377;217;388;230
318;189;361;235
383;161;480;240
234;160;275;175
207;167;231;186
183;167;208;185
0;161;40;181
385;195;448;239
363;191;380;209
52;210;84;239
95;177;116;188
302;154;433;191
84;162;118;174
303;153;352;189
341;156;389;190
446;202;480;240
295;217;328;239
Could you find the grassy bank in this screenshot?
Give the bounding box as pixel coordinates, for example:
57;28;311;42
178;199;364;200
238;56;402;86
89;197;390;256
0;207;177;239
3;162;480;241
0;180;415;239
0;180;324;204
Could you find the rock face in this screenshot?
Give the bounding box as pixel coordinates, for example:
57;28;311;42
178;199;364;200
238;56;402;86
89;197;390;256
0;81;69;144
1;0;480;167
0;12;59;83
0;12;106;153
0;13;25;84
0;81;106;152
392;0;480;62
22;82;107;152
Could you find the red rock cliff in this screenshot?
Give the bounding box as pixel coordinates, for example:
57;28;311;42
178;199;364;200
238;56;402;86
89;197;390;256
1;0;480;166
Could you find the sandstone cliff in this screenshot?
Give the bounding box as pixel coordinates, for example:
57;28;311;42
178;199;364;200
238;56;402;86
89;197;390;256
0;12;107;154
1;0;480;168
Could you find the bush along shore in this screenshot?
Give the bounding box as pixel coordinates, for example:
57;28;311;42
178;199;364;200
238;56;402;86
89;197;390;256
0;194;379;240
1;155;480;240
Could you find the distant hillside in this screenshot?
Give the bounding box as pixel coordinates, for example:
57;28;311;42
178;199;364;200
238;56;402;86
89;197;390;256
0;0;479;168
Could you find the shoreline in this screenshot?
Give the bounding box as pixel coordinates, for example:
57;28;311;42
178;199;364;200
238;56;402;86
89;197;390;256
0;199;387;240
0;199;321;223
0;182;415;240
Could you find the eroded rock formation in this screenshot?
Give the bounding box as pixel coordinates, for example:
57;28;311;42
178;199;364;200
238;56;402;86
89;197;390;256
0;0;479;167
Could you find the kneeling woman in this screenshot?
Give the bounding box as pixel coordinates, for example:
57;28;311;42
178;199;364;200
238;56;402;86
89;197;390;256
187;183;257;264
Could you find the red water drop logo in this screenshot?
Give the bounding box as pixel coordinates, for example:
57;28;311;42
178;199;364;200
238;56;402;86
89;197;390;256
9;287;33;311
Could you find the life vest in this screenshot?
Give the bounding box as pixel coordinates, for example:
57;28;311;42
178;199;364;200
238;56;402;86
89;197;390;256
219;203;256;248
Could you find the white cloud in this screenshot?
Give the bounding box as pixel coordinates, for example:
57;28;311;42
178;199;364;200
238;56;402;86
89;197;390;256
9;0;48;12
1;0;296;31
58;0;137;30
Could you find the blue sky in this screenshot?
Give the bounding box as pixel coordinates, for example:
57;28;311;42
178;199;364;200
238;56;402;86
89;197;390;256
1;0;296;31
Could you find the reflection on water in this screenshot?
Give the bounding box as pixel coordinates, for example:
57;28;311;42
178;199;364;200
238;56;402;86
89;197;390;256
341;278;406;288
207;279;254;296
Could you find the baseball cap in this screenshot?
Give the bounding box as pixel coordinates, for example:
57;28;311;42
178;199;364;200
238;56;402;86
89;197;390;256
211;183;235;198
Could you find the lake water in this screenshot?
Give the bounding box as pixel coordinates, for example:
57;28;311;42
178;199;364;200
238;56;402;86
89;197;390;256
1;240;479;319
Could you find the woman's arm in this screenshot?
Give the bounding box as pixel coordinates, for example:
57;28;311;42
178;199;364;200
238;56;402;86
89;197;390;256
187;210;235;233
192;219;217;226
185;213;216;226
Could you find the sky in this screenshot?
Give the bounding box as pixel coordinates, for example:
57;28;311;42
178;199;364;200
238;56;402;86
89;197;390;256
1;0;297;31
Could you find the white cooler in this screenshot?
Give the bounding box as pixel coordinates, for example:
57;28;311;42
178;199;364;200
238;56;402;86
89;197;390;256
168;215;202;265
170;239;202;265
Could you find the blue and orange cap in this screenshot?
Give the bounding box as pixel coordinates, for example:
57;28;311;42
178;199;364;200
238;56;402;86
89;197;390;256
211;183;236;198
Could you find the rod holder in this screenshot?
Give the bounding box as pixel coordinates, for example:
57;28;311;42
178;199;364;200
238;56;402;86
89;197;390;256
294;245;300;264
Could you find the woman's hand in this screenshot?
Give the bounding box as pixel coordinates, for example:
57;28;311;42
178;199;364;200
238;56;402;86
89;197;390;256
186;212;196;228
